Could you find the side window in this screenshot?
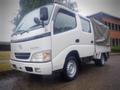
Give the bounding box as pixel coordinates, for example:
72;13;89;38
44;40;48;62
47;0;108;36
54;9;76;34
80;17;91;33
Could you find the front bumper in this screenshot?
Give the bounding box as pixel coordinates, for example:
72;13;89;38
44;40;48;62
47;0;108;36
10;60;52;75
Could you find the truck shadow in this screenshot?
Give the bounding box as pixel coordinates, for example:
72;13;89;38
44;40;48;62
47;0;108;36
0;63;110;90
22;62;102;83
27;62;110;81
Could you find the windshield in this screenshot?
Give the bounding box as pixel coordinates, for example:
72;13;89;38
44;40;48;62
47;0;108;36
14;5;53;34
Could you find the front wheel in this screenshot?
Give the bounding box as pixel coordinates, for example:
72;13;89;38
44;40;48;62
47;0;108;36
62;56;79;81
95;54;106;66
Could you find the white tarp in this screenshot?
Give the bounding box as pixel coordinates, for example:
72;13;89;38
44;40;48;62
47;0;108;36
90;18;110;46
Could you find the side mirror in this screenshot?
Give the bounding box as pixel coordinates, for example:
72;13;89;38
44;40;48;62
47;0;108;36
34;17;40;25
40;7;48;21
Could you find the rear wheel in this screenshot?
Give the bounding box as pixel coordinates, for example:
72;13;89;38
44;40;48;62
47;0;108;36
95;54;106;66
62;56;79;81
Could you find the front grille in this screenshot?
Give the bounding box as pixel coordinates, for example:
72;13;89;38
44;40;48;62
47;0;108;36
15;53;30;59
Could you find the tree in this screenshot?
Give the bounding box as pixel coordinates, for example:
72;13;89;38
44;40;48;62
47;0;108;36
14;0;53;26
19;0;53;17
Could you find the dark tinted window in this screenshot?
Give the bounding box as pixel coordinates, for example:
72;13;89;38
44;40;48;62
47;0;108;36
108;23;111;30
119;25;120;31
112;23;114;30
80;17;91;33
54;9;76;34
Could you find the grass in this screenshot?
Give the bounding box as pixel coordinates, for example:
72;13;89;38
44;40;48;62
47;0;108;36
0;51;11;72
0;63;11;72
0;51;10;60
111;46;120;53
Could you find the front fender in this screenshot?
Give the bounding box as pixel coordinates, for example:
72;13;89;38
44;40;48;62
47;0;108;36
52;45;80;71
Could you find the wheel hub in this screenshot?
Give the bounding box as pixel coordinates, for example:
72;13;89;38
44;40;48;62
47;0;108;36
67;60;77;78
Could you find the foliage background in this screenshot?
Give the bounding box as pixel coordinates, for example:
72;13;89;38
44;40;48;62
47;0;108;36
14;0;53;26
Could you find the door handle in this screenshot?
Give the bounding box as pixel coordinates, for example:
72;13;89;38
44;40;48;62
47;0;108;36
91;41;94;43
75;39;80;43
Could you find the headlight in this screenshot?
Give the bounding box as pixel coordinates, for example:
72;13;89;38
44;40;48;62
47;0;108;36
31;50;51;62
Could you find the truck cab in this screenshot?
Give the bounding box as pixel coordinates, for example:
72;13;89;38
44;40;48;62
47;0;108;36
10;3;110;81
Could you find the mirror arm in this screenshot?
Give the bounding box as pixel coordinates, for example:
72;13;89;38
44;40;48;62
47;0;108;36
41;21;44;27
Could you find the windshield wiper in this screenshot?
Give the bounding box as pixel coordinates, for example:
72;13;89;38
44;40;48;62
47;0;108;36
12;23;44;37
12;30;28;36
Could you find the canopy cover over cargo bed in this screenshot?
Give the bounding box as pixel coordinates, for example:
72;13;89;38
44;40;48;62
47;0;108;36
90;18;110;46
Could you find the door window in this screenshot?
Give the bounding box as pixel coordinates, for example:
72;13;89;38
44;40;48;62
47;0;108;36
80;17;91;33
54;9;76;34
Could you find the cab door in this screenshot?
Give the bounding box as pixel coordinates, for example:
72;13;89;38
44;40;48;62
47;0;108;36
51;8;80;59
78;16;94;57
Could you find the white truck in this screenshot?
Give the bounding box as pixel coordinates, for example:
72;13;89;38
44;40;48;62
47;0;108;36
10;3;110;81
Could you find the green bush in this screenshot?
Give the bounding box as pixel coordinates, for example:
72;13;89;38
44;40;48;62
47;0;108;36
111;46;120;53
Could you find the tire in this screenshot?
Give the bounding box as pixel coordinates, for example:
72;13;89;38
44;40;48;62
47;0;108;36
62;56;79;81
95;54;106;66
